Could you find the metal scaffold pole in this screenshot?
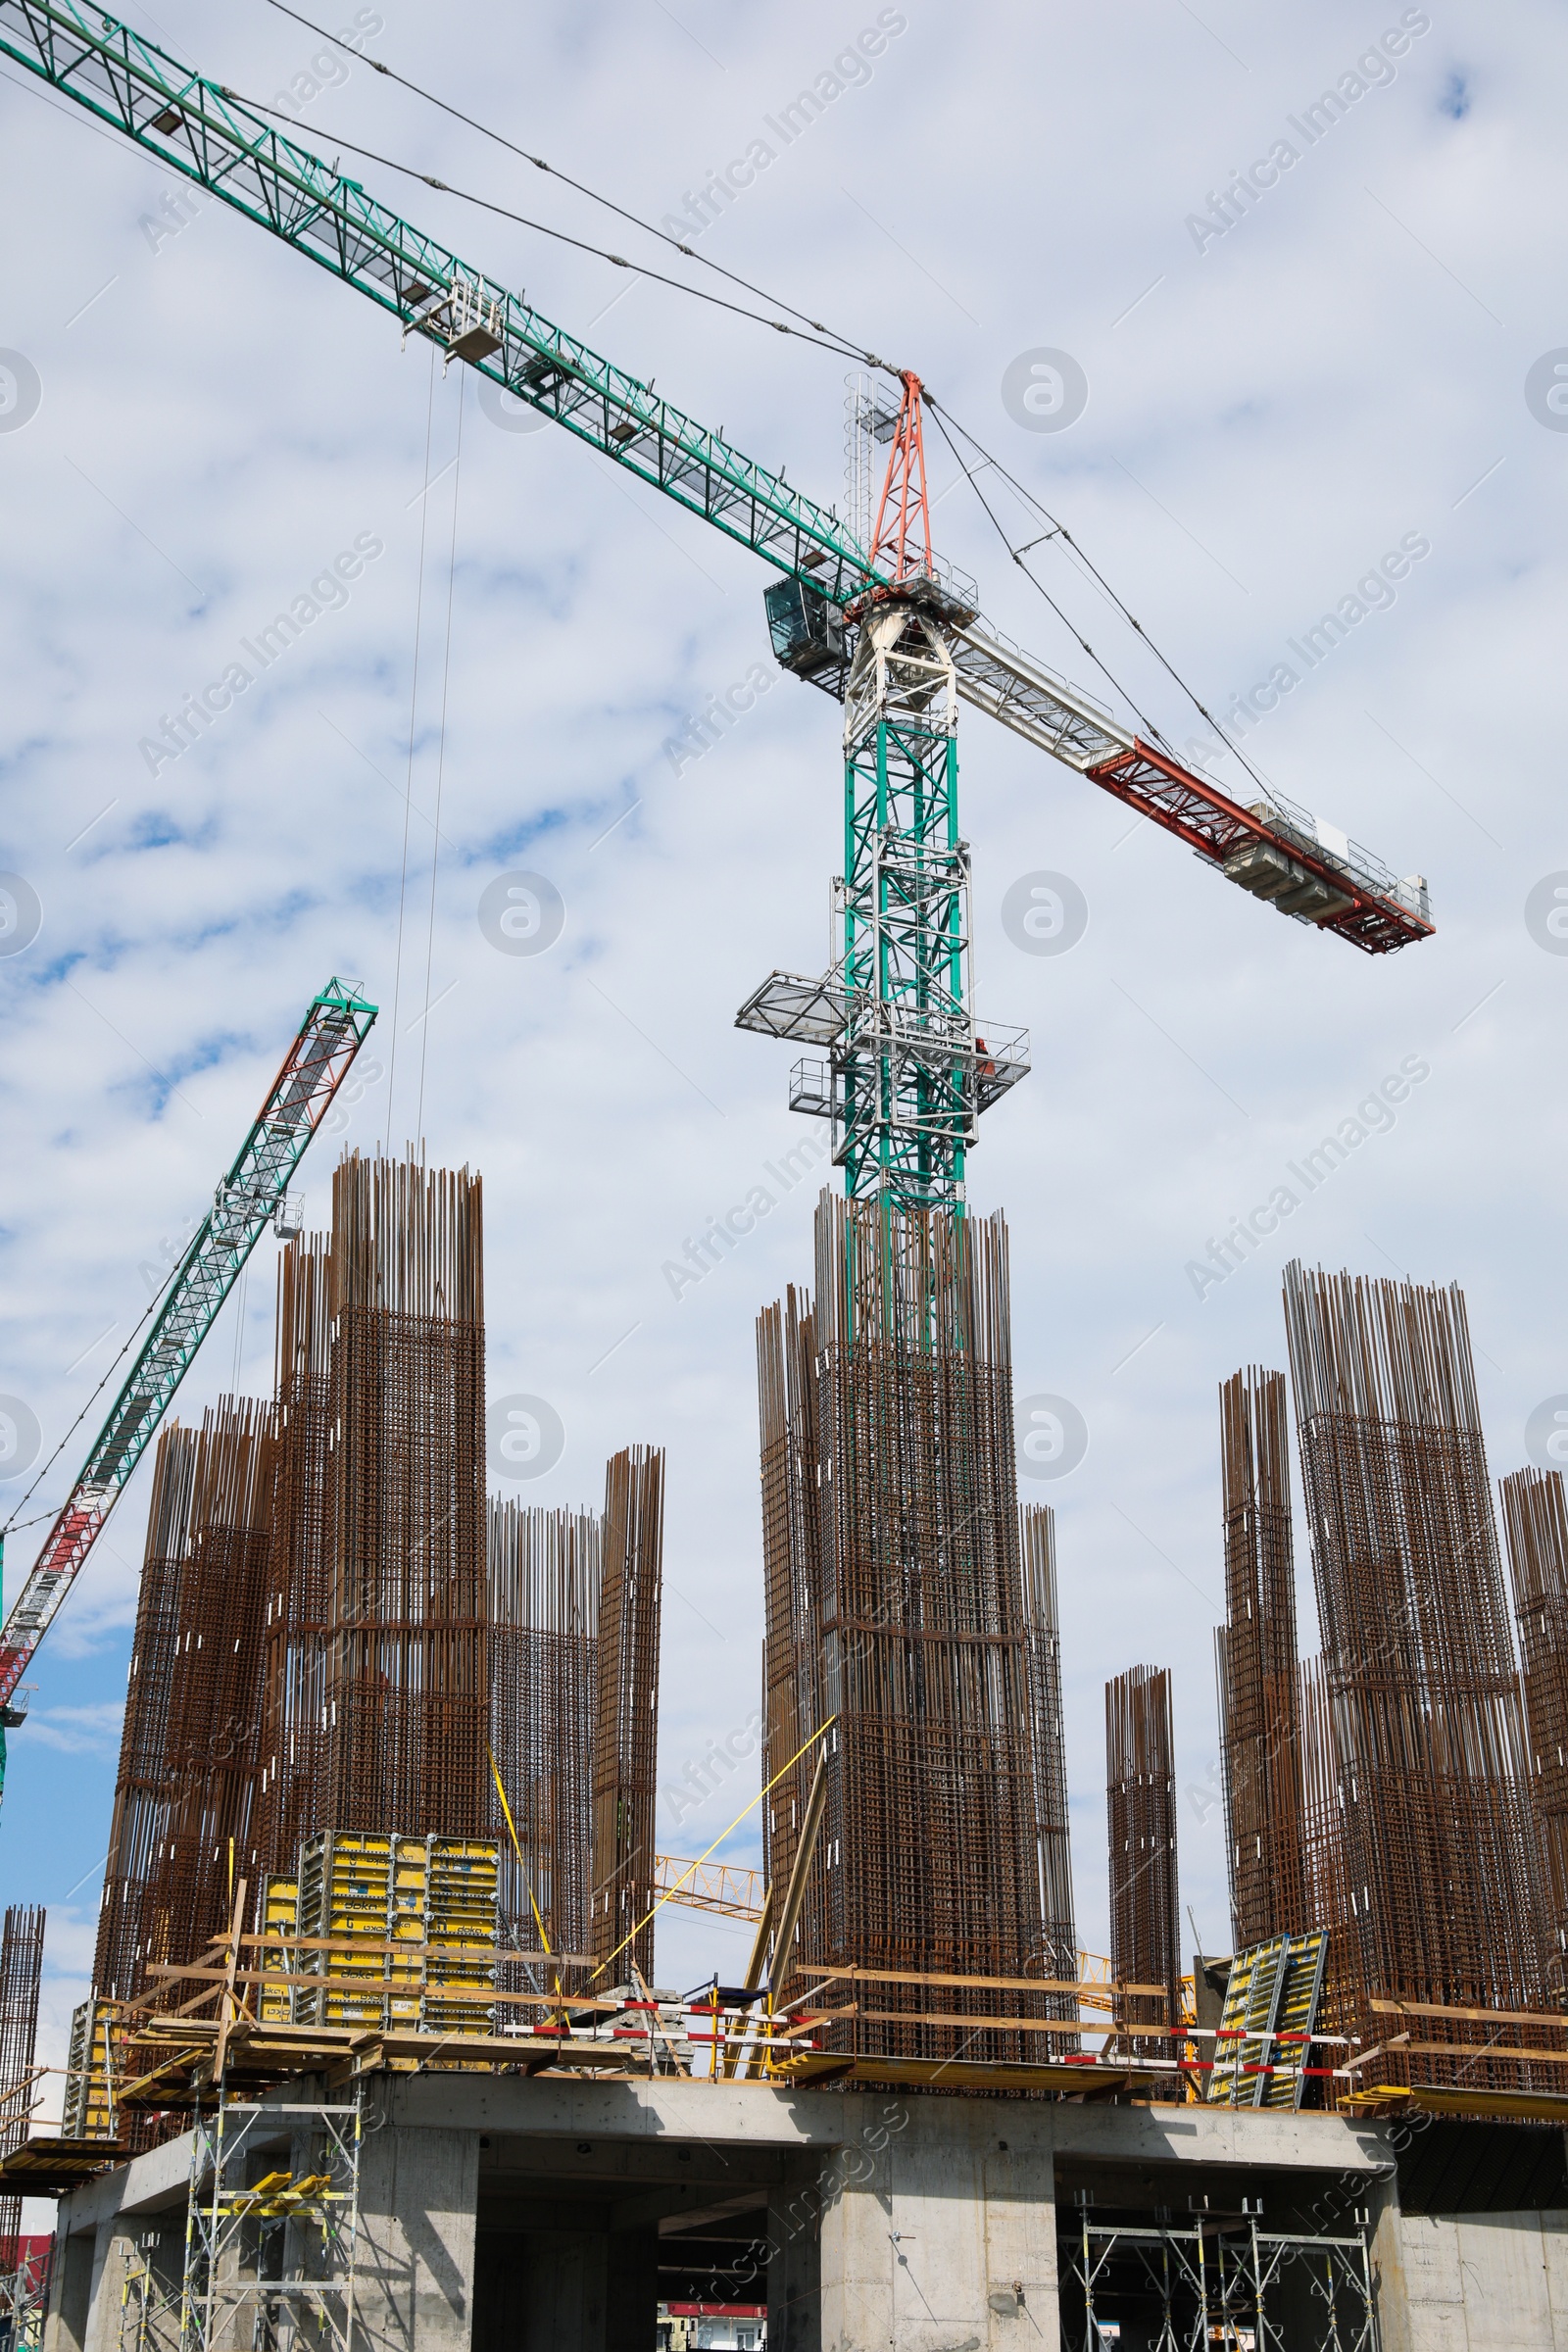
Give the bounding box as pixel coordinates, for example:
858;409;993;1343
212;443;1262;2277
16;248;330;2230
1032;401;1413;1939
179;2087;364;2352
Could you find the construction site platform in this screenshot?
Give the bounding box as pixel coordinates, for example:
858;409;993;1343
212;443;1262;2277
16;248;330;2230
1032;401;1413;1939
37;2065;1568;2351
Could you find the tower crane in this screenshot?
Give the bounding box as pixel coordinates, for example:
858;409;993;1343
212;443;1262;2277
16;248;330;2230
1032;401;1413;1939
0;4;1433;1219
0;979;376;1800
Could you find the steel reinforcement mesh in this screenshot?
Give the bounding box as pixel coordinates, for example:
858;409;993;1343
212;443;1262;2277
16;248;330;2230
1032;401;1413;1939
488;1447;665;1985
488;1496;602;1961
588;1447;665;1983
1500;1467;1568;1992
1021;1505;1077;1985
252;1153;489;1881
1105;1664;1180;2055
1284;1260;1546;2093
95;1402;276;2002
1215;1367;1307;1949
88;1149;665;2031
758;1193;1064;2062
0;1904;43;2255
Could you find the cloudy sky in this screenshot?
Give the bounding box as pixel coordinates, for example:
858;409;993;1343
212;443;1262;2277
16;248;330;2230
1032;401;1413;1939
1;0;1561;2140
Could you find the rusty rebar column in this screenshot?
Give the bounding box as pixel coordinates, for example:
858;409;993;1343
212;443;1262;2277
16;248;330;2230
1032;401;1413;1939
0;1904;43;2258
1216;1366;1306;1947
1283;1260;1544;2090
1500;1466;1568;1996
757;1193;1056;2062
487;1496;602;1960
96;1403;274;2000
1106;1664;1180;2055
254;1153;489;1879
1022;1505;1077;1984
589;1446;665;1981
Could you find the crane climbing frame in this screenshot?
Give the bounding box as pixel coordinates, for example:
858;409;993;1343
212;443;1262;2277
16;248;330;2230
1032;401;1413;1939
0;979;376;1725
0;0;1433;971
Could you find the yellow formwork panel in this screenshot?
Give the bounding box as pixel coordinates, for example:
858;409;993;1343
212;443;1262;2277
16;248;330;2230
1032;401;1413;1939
422;1837;499;2051
259;1877;299;2024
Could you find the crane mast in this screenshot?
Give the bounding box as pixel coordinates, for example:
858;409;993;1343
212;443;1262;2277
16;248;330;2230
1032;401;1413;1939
0;980;376;1762
738;374;1025;1211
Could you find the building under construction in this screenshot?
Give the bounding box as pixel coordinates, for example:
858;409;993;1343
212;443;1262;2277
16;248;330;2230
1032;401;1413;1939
757;1195;1077;2063
90;1152;665;2034
11;1209;1568;2346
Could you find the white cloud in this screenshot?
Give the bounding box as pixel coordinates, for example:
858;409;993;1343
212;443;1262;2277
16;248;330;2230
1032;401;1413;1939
0;0;1555;1972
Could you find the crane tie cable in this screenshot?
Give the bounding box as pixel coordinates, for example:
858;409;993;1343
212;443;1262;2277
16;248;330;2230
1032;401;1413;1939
258;0;885;366
927;394;1275;798
226;88;887;371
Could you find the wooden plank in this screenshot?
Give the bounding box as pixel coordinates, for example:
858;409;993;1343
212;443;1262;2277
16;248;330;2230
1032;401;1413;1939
1399;2041;1568;2067
774;2052;1153;2093
1370;1997;1568;2032
799;1963;1166;1997
807;2004;1189;2039
1407;2084;1568;2122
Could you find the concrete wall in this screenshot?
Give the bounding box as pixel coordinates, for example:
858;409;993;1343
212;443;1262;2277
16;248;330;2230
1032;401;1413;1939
1379;2207;1568;2352
815;2099;1054;2352
41;2077;1568;2352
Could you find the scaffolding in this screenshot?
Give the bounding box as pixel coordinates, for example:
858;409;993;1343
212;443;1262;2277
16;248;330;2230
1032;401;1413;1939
0;2241;49;2352
1061;2209;1378;2351
177;2088;362;2352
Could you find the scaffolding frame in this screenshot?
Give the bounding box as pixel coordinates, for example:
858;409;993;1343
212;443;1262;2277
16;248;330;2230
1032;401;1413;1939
178;2089;362;2352
0;2242;49;2352
1065;2212;1378;2352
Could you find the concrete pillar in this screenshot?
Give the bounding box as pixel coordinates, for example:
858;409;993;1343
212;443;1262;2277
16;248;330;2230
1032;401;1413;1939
765;2172;824;2352
816;2095;1057;2351
82;2218;139;2352
41;2227;92;2352
605;2224;656;2352
356;2125;477;2352
472;2226;606;2352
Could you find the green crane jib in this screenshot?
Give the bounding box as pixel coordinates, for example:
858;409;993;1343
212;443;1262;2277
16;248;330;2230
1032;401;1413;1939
0;980;376;1740
0;3;1434;1212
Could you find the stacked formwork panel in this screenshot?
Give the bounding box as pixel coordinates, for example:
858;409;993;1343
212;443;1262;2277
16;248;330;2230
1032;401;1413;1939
1283;1261;1545;2092
1215;1368;1307;1949
1105;1665;1180;2056
94;1403;275;2002
1499;1468;1568;1992
758;1193;1073;2062
0;1906;43;2260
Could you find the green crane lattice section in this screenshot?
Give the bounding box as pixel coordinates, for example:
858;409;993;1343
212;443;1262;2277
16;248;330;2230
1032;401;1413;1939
0;979;376;1712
